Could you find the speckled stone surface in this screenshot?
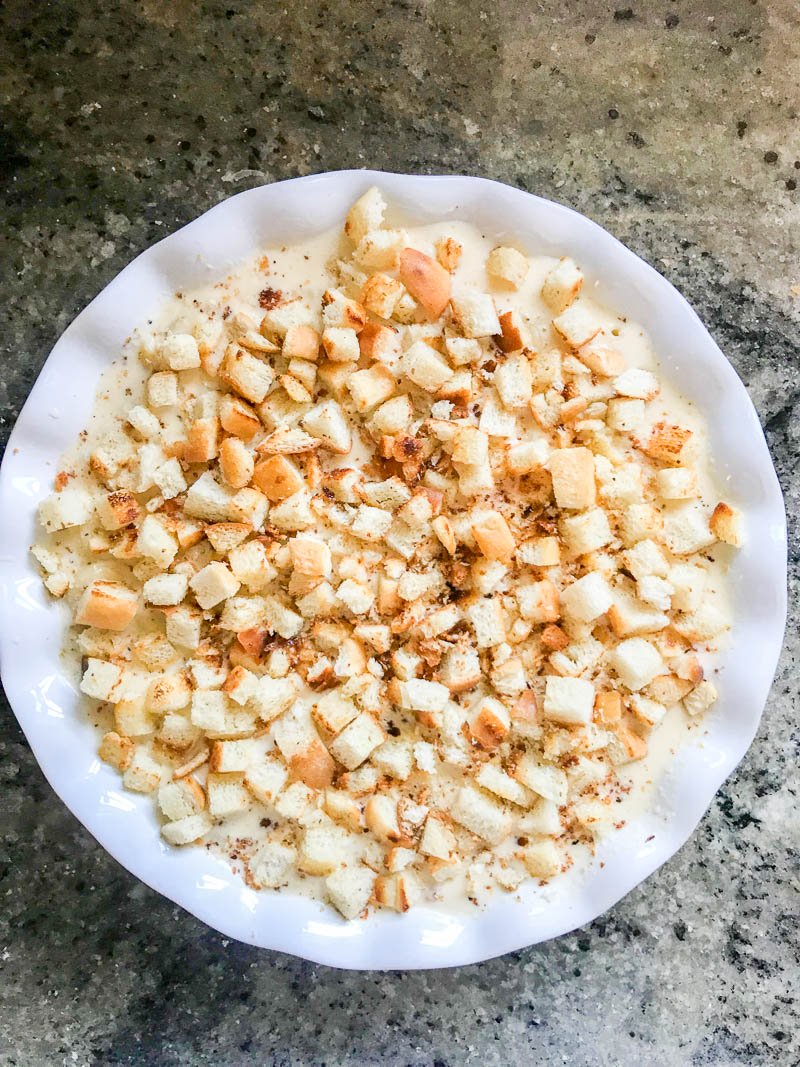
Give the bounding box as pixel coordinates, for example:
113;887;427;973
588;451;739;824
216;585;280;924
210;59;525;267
1;1;798;1064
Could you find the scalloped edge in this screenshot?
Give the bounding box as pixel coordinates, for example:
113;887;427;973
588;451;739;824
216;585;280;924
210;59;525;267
0;171;787;969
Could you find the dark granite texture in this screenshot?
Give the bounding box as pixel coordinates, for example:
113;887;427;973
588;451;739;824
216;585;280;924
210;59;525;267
1;1;798;1064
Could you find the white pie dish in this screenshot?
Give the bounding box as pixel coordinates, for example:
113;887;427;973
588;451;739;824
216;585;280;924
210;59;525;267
0;170;786;970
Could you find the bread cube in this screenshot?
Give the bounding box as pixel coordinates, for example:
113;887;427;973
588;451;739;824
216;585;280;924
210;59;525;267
123;747;165;793
189;561;240;609
560;508;612;555
549;447;596;510
158;777;206;821
419;813;456;860
142;572;188;606
243;759;289;806
38;487;95;533
302;399;351;454
663;502;715;556
397;248;451;318
75;581;138;631
469;696;510;750
147;371;178;408
476;764;533;807
161;332;200;370
541;257;583;313
329;712;385;770
465;597;506;649
709;502;743;547
613;368;659;400
345;186;386;243
220;346;273;403
161;813;213;846
322;326;360;363
451;785;511;844
487;246;529;289
164;605;202;650
219;394;261;441
607;397;645;433
517;579;560;623
207;772;250;817
609;638;665;691
325;866;375;920
520;840;561;879
96;490;140;531
183;471;235;522
400;340;453;392
248;841;296;888
560;572;612;622
576;335;625;377
471;510;515;563
552;304;601;350
543;676;594;726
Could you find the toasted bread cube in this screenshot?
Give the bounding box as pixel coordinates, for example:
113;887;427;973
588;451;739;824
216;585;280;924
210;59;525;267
359;322;401;364
164;605;202;650
221;663;260;704
225;541;272;593
451;785;512;845
75;581;138;631
218;437;254;489
219;394;261;441
126;404;161;439
248;675;296;723
161;332;200;371
594;689;623;725
302;399;351;454
517;579;560;623
209;739;256;774
248;841;296;888
156;711;200;752
325;866;375;920
395;678;449;713
476;763;533;807
322;327;360;363
543;676;594;726
469;696;510;750
189;561;240;609
609;638;665;691
190;689;228;732
451;289;501;338
242;759;287;808
513;755;568;804
371;739;414;781
452;425;489;467
487;245;529;289
329;712;385;770
207;772;250;817
123;747;165;793
438;644;482;693
252;454;304;503
472;510;515;563
114;693;155;737
560;572;612;622
494;353;533;409
517;536;560;567
375;871;424;912
521;839;561;879
435;234;462;272
709;502;743;547
607;592;668;638
549;447;596;510
297;825;350;875
497;309;529;353
361;271;405;318
613;367;659;400
361;476;412;510
560;508;612;555
273;781;316;820
38;487;95;533
281;323;320;363
637;575;674;611
96;490;140;531
158;777;206;821
312;690;359;736
142;572;188;607
98;730;134;770
654;467;698;500
663;502;715;556
147;371;178;408
607;397;645;433
398;248;451;319
351;504;393;541
345;186;386;243
147;672;191;713
420;813;457;860
348;364;396;413
137;515;178;567
355;227;406;269
541;257;584;313
183;471;235;522
622;539;670;580
683;679;718;718
336;578;375;616
669;562;707;613
577;335;625;377
479;393;517;438
628;694;667;729
161;813;213;846
269;489;314;531
153;457;187;500
466;597;506;648
204;522;250;555
400;340;453;392
552;304;601;350
220;346;273;403
364;794;401;843
643;422;692;465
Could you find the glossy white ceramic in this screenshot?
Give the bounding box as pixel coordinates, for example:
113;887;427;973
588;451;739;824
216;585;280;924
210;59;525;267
0;171;786;969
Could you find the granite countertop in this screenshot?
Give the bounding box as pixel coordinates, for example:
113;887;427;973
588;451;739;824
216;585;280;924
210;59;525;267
1;1;797;1063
